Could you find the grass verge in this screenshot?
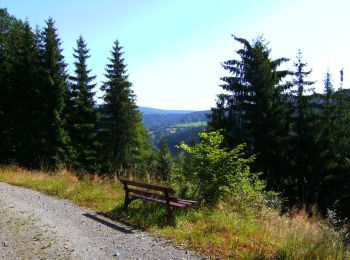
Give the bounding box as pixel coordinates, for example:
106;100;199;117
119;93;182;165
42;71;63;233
0;165;349;259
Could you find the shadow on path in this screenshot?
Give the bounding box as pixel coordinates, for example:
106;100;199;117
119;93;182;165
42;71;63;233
82;213;134;234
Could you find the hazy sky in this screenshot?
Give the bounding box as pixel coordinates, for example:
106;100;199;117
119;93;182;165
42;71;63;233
1;0;349;110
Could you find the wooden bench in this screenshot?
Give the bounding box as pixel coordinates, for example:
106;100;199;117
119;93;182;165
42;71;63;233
120;179;198;222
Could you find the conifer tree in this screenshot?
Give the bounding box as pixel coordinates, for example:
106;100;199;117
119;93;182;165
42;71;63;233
334;69;350;161
39;18;71;168
209;36;290;184
127;115;156;175
290;50;316;204
99;40;140;173
311;72;339;208
319;72;336;168
0;9;15;163
334;78;350;217
68;35;99;172
157;138;173;181
7;21;43;167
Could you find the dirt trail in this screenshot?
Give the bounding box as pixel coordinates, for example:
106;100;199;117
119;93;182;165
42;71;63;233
0;182;200;259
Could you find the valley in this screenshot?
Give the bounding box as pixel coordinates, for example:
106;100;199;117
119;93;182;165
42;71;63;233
139;107;209;152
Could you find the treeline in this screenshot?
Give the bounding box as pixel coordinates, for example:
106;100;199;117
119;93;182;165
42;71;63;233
1;8;350;217
209;36;350;217
0;9;155;174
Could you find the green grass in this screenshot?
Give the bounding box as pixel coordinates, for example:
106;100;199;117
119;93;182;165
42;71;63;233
175;121;207;128
0;166;124;212
0;165;349;259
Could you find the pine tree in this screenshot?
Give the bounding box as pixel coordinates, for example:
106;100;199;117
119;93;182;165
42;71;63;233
128;115;156;176
0;9;22;163
39;18;71;168
99;40;140;173
295;72;338;210
334;87;350;218
157;138;173;181
290;50;316;204
311;72;341;210
68;35;99;172
319;72;336;170
326;70;350;215
7;21;44;167
334;69;350;161
209;36;290;185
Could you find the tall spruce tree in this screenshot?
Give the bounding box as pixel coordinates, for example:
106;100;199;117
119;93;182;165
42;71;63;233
326;70;350;216
7;21;44;167
290;50;316;204
39;18;71;168
0;9;13;163
318;72;336;171
312;72;340;210
100;40;140;173
209;36;290;186
334;69;350;163
0;9;24;163
68;35;99;172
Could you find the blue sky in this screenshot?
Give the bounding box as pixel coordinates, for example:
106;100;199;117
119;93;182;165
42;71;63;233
1;0;349;110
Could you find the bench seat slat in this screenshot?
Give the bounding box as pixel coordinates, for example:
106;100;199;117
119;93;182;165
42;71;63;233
122;179;175;193
128;188;164;200
129;188;197;206
131;194;187;208
178;199;198;204
170;197;198;205
128;189;197;206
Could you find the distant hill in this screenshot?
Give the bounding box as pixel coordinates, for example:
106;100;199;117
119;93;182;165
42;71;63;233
138;107;211;153
140;107;210;129
138;106;196;115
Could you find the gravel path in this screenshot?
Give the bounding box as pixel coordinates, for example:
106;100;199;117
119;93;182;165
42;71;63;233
0;182;201;259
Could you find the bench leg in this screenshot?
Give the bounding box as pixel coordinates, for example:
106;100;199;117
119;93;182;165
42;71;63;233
164;190;173;224
124;197;130;210
166;205;173;224
123;183;130;210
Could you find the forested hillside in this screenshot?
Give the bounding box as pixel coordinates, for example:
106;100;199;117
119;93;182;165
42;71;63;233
0;7;349;257
209;38;350;218
0;9;151;174
140;108;209;152
138;106;195;115
141;109;208;128
1;7;350;217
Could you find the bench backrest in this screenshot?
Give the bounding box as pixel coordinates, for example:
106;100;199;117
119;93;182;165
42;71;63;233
121;179;175;194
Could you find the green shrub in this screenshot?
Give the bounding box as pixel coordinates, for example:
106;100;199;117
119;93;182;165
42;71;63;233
171;131;265;205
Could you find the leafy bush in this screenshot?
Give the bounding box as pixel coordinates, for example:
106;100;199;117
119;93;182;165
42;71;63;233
171;131;265;205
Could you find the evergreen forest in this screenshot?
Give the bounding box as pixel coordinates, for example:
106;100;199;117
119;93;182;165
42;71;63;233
1;8;350;222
